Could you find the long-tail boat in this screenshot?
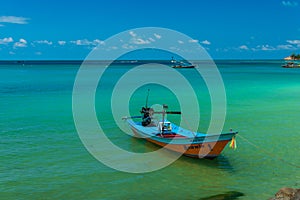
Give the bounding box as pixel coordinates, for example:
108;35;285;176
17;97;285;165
123;91;238;159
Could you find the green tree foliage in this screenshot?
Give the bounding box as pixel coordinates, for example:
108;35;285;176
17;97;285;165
290;53;300;60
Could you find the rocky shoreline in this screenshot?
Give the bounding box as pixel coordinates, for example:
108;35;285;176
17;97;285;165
269;187;300;200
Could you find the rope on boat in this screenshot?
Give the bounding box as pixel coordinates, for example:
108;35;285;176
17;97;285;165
237;134;300;169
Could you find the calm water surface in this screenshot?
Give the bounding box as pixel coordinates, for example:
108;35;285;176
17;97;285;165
1;60;299;199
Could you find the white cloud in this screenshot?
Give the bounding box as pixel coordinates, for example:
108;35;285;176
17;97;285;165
0;37;13;44
122;43;136;49
237;41;300;51
9;51;15;55
178;40;184;44
201;40;211;45
0;16;30;24
257;44;276;51
35;40;53;45
132;38;150;45
282;1;298;7
277;44;296;50
92;39;105;45
70;39;104;46
129;31;137;37
149;37;155;42
35;51;42;55
58;40;66;45
128;31;151;45
287;40;300;45
20;38;27;43
71;39;92;46
239;45;249;50
14;38;27;48
189;39;198;43
154;33;161;39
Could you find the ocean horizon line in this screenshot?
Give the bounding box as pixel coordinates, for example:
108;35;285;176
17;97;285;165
0;59;284;65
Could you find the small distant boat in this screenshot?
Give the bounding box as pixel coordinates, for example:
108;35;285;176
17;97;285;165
123;91;238;159
282;61;300;68
170;57;195;68
172;64;195;69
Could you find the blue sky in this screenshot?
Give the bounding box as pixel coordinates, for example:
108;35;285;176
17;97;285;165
0;0;300;60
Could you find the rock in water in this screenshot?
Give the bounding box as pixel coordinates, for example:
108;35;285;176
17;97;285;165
199;191;244;200
269;187;300;200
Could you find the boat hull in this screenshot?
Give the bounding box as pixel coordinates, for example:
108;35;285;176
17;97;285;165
129;121;237;159
172;65;195;68
146;137;230;158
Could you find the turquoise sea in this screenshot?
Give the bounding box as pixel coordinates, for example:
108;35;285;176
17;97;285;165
1;60;300;200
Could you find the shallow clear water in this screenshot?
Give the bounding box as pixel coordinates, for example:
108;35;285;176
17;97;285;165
1;61;299;199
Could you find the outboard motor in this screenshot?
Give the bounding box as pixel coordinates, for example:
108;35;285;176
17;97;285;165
141;107;153;126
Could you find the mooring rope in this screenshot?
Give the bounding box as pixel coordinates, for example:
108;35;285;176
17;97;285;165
237;134;300;168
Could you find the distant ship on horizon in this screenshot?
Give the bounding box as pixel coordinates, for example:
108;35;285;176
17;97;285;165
170;57;195;68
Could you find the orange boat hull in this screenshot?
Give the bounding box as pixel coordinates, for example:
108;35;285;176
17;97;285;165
146;138;229;158
131;128;231;159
